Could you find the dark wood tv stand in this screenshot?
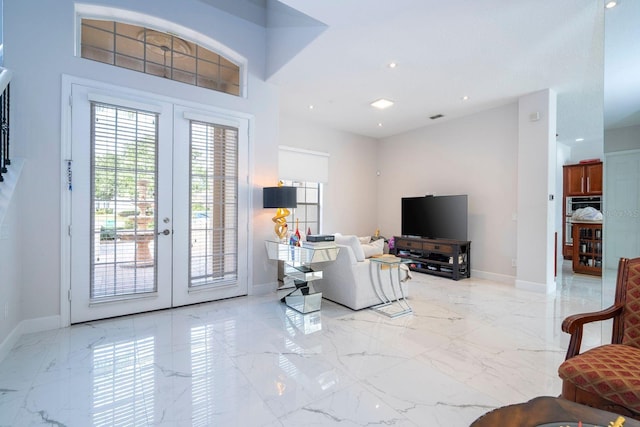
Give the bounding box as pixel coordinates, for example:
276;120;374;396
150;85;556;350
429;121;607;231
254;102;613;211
393;236;471;280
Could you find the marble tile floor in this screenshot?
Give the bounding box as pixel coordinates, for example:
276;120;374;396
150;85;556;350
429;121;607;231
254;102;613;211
0;266;606;426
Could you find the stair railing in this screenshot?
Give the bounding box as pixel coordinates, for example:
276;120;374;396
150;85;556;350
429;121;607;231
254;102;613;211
0;67;12;182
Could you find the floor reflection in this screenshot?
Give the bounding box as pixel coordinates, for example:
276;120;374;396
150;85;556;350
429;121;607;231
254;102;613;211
284;308;322;336
1;269;605;426
191;324;218;426
92;336;155;426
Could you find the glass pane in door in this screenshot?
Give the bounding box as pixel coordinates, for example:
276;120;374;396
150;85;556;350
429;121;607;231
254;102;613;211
189;121;238;288
91;103;158;299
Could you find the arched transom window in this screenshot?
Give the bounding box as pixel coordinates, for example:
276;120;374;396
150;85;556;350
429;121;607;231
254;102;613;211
80;19;241;97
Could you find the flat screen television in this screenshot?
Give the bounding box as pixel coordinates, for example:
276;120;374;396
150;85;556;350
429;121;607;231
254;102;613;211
401;195;468;241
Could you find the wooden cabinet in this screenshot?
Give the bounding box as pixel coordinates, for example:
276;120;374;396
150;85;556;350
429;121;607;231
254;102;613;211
571;221;603;276
562;161;603;259
393;236;470;280
563;162;603;196
584;163;603;194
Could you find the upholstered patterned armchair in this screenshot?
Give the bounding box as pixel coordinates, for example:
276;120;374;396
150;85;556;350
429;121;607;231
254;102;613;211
558;257;640;419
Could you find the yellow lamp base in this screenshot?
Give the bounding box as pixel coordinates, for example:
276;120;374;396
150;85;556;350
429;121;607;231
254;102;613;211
273;207;290;240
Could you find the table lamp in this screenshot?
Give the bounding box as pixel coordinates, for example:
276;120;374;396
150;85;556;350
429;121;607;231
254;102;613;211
263;184;297;240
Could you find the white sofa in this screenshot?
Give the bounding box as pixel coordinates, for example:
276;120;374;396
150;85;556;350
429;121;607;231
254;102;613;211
312;233;411;310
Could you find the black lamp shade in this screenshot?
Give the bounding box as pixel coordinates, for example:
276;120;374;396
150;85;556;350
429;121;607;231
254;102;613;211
263;186;297;208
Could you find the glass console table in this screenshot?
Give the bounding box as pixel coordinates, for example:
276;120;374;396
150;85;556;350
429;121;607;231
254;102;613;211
265;241;339;313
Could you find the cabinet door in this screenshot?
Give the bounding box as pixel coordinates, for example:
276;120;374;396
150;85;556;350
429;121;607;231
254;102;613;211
571;223;603;276
564;165;585;196
585;163;603;194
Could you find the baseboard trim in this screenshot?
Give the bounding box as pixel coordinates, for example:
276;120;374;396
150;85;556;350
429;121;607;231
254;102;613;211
471;270;516;285
515;279;555;294
21;315;62;334
0;315;62;363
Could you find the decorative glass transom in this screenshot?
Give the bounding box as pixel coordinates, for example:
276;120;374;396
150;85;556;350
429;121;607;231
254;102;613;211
80;19;241;96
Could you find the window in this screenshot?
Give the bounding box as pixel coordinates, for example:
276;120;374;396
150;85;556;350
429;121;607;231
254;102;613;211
91;103;158;298
278;146;328;238
80;19;241;96
281;180;321;236
189;121;238;287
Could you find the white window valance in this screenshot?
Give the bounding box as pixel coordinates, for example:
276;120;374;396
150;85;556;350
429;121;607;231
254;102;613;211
278;146;329;183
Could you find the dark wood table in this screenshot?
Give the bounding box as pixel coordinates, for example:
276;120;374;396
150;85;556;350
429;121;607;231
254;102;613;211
471;396;640;427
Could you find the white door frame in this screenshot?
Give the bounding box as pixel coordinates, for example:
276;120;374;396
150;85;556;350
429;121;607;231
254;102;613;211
60;75;254;326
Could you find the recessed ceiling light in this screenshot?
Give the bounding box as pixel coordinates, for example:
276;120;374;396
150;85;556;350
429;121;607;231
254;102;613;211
461;95;469;101
378;123;383;127
371;98;394;109
575;138;585;142
605;1;618;8
308;104;314;110
388;62;397;69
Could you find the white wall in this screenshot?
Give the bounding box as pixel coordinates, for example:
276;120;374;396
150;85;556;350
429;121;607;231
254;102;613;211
0;0;3;65
0;163;22;359
3;0;280;332
603;124;640;272
279;115;380;236
377;104;519;282
516;90;557;293
605;124;640;153
568;143;604;164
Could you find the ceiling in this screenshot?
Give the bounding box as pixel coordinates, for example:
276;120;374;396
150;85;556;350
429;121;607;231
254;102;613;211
201;1;639;148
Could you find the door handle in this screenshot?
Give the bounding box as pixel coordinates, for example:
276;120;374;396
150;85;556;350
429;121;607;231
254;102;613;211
157;229;171;236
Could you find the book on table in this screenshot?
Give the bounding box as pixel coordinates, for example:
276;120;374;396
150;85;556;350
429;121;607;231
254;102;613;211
306;234;335;242
302;240;337;249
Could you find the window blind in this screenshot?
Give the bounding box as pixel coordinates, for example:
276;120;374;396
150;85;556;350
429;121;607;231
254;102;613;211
278;146;329;183
91;102;158;299
189;121;239;287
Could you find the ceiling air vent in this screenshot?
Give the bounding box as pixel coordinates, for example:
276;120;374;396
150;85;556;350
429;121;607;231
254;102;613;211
430;114;444;120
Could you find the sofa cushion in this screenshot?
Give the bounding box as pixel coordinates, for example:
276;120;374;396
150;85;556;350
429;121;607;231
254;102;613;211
361;238;384;258
334;233;366;261
558;344;640;412
358;235;371;244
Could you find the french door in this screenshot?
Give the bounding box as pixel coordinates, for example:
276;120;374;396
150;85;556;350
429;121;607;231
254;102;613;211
69;83;248;323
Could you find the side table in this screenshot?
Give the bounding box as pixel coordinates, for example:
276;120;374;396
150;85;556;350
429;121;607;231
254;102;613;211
265;241;339;314
369;256;413;318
